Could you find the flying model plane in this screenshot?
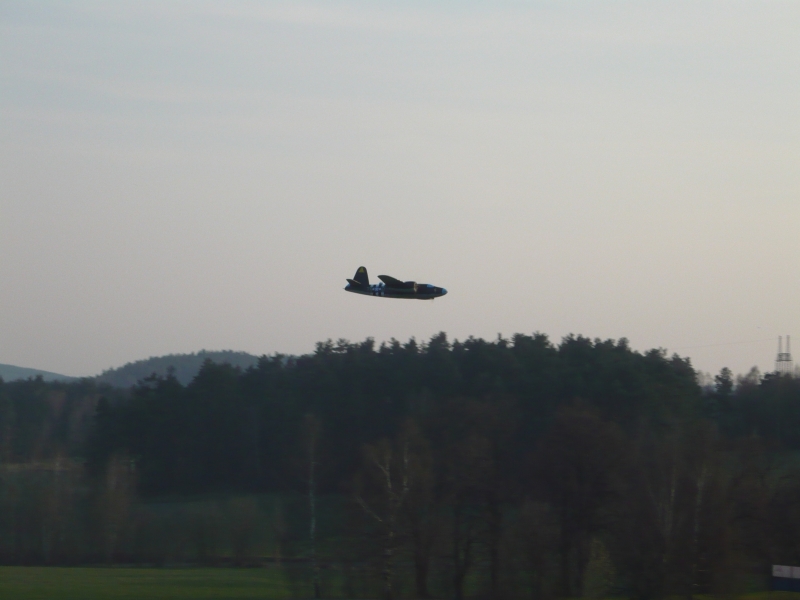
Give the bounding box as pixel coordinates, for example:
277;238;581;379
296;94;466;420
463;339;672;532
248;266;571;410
344;266;447;300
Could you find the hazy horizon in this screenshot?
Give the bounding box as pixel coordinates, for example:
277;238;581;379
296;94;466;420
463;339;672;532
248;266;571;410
2;1;798;378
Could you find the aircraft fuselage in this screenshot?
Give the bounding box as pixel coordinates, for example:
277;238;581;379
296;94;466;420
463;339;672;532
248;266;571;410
345;282;447;300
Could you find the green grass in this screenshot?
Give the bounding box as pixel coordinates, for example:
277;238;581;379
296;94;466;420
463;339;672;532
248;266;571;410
0;566;299;600
1;567;788;600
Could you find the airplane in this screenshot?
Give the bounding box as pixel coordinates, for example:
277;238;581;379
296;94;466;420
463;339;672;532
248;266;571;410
344;266;448;300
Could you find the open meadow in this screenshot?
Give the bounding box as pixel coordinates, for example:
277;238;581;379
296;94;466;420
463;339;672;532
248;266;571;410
0;567;793;600
0;566;297;600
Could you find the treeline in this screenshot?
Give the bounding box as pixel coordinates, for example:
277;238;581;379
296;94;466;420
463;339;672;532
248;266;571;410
86;333;700;496
2;333;800;600
95;349;260;387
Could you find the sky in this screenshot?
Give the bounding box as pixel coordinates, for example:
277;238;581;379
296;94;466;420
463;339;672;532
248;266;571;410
1;1;798;378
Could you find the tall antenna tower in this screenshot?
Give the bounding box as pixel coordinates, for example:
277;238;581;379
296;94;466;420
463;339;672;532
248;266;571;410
776;335;794;375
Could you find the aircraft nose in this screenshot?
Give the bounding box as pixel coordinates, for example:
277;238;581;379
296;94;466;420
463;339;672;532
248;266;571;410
441;288;447;295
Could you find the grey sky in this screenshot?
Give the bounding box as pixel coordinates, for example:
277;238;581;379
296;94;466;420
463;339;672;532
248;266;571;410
1;1;798;377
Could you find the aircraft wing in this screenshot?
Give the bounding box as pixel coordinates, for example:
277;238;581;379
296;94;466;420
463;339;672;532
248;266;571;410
378;275;416;290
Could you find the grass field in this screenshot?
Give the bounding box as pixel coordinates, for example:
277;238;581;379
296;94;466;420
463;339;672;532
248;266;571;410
0;567;792;600
0;566;299;600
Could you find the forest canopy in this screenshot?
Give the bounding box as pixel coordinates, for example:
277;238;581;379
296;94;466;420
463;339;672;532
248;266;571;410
2;332;800;600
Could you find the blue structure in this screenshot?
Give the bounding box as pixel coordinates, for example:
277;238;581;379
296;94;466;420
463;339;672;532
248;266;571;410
773;565;800;591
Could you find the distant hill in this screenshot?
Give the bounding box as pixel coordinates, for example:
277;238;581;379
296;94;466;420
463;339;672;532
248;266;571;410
95;350;261;388
0;363;77;383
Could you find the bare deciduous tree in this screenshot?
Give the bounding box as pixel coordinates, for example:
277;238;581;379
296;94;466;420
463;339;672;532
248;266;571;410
100;454;136;563
356;434;411;600
303;414;322;599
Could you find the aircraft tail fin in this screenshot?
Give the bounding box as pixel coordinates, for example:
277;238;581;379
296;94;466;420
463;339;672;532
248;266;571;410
352;266;369;287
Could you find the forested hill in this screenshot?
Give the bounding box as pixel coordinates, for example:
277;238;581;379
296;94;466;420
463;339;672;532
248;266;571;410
95;350;260;387
0;363;75;382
